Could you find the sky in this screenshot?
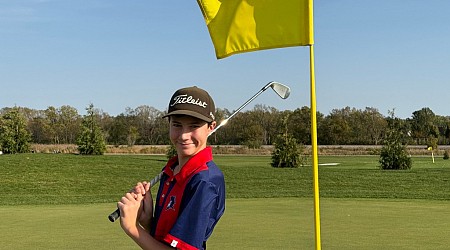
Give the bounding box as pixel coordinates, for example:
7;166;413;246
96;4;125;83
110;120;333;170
1;0;449;119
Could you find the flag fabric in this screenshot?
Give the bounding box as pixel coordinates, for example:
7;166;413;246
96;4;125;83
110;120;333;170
197;0;314;59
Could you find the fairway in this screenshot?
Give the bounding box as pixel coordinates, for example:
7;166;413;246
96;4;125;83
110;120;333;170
1;154;449;249
1;198;449;249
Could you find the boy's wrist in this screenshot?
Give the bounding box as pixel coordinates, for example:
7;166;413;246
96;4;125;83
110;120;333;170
124;224;140;239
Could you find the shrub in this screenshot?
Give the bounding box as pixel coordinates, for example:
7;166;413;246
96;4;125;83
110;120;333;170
271;134;301;168
444;150;449;160
77;104;106;155
379;129;412;170
271;113;307;168
379;110;412;170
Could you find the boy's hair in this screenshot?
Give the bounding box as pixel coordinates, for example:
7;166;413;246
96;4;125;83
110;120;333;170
168;114;214;127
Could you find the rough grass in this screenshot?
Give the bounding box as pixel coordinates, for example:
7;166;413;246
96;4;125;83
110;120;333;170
0;154;163;205
1;154;449;206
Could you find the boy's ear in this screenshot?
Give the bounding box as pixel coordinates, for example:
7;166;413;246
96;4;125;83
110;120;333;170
209;121;217;130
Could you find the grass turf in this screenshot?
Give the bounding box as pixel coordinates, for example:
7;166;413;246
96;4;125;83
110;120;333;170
1;198;449;249
1;154;449;205
1;153;450;249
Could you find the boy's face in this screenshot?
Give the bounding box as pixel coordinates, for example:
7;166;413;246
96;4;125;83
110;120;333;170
169;115;215;161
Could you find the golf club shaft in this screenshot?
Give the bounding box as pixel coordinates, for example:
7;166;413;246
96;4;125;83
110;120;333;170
209;82;274;135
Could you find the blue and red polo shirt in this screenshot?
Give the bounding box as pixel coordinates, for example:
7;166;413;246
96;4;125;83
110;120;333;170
150;147;225;250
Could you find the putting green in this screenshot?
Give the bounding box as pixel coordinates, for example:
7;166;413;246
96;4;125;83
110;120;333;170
1;198;449;249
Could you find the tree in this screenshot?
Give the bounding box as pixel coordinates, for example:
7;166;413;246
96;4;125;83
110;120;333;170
106;114;130;145
409;107;439;145
271;114;303;168
251;105;281;145
362;107;388;145
445;124;450;145
379;110;412;170
133;105;163;145
223;111;264;147
339;107;387;145
435;116;450;145
44;106;60;144
0;107;31;154
324;107;353;144
127;126;139;146
288;107;312;144
77;104;106;155
58;105;81;144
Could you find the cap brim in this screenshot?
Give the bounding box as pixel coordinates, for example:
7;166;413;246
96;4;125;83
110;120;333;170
162;110;213;123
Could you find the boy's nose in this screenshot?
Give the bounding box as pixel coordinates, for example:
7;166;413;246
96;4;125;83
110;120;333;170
180;129;191;139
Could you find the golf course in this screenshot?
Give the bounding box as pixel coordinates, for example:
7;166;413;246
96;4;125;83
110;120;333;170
1;153;449;249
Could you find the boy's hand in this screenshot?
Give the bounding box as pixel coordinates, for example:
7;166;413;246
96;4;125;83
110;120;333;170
118;192;144;237
133;182;153;231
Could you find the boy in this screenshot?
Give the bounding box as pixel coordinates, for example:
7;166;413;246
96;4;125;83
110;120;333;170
118;86;225;250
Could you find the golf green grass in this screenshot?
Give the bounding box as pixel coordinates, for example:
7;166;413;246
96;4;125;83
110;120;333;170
1;153;449;249
1;198;449;249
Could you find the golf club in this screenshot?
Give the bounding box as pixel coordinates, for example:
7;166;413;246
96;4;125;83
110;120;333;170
209;81;290;135
108;81;291;222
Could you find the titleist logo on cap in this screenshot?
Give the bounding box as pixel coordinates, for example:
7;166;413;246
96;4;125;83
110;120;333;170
170;94;208;108
163;86;215;122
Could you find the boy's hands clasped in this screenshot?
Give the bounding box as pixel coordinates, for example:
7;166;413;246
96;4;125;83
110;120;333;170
118;182;154;235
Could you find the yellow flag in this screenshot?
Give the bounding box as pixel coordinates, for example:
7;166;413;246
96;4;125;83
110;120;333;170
197;0;314;59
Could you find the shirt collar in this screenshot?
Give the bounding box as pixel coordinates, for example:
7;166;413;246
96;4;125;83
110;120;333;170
163;147;213;183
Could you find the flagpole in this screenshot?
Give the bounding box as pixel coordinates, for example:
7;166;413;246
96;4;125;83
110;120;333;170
309;44;322;250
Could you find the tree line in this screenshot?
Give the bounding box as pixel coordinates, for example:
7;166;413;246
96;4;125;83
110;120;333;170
1;104;450;151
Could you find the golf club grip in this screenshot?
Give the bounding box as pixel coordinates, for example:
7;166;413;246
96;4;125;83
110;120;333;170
108;172;163;222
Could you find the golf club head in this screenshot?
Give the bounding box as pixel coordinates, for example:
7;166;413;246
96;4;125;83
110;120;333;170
270;82;291;99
